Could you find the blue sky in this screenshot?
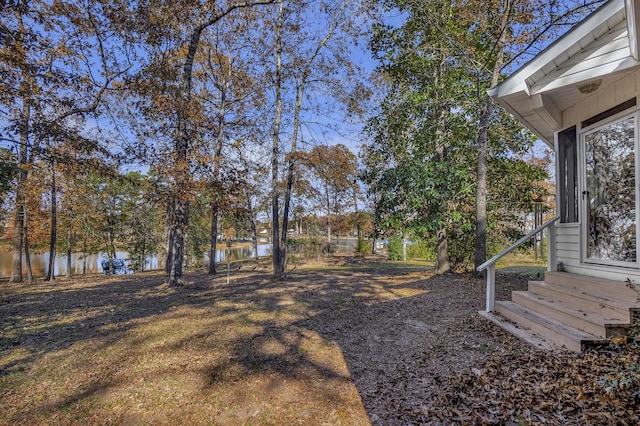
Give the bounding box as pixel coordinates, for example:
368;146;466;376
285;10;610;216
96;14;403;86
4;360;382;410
0;0;588;173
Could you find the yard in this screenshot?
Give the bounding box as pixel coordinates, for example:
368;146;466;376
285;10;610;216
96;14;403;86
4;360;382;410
1;255;638;425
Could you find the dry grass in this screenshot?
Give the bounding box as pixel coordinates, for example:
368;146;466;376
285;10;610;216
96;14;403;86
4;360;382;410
0;263;370;425
2;256;411;425
2;254;636;425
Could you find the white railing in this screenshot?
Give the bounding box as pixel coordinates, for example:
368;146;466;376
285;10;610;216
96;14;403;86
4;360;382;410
477;216;559;312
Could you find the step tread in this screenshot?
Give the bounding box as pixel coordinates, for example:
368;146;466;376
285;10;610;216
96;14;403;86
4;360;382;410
479;310;557;351
528;280;640;311
496;300;607;346
512;290;631;326
544;271;640;299
545;271;634;286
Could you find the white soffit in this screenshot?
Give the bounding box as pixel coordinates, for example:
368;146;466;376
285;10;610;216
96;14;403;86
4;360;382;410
489;0;627;99
628;0;640;59
529;20;629;95
488;0;640;145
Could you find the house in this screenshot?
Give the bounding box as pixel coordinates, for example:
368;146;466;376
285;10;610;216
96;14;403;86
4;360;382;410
482;0;640;351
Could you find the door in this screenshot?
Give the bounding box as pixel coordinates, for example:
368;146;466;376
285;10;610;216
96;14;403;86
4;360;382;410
583;114;637;264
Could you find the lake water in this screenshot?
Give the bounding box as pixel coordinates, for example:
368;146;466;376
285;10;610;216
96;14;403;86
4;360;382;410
0;238;360;278
0;244;272;278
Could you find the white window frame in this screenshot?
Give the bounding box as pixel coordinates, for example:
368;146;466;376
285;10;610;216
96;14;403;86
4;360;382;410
579;108;640;268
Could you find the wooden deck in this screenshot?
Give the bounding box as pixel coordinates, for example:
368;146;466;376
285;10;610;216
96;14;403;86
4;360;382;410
481;272;640;352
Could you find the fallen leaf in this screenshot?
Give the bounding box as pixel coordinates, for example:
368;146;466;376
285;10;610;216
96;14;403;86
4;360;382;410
611;336;628;346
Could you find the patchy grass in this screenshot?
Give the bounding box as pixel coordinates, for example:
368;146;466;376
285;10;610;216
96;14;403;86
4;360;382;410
1;254;638;425
1;256;407;425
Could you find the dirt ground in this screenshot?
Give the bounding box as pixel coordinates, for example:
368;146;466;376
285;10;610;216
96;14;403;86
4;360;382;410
1;255;638;425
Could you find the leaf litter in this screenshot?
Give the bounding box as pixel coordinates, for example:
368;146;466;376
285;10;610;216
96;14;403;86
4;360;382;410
0;256;638;425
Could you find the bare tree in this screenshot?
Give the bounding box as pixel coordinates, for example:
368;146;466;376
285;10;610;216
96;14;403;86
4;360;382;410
0;0;131;282
266;0;369;276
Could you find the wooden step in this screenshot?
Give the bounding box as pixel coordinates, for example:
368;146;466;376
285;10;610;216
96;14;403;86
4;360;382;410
511;291;629;337
495;301;607;352
527;280;635;318
544;271;640;301
479;310;557;351
484;272;640;352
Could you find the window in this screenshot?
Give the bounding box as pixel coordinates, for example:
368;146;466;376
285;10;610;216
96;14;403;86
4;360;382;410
558;126;578;223
584;115;636;263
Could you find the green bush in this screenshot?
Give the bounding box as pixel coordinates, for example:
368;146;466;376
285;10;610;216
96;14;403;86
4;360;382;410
388;236;403;261
355;236;370;256
406;240;433;261
287;237;323;261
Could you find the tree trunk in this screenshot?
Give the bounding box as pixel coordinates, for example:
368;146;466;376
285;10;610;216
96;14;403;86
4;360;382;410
107;221;117;260
435;226;450;274
209;212;219;274
66;216;73;277
82;238;87;275
434;102;451;273
45;160;57;282
371;206;379;255
354;187;360;238
184;233;189;269
10;102;30;283
168;198;186;285
279;78;306;274
9;14;34;284
208;84;226;275
271;0;284;276
474;4;507;274
402;237;407;261
325;186;331;243
167;139;191;280
272;0;340;275
475;93;490;275
248;196;259;261
371;231;377;254
166;19;204;286
10;202;24;283
141;239;146;272
165;203;174;275
167;187;189;284
23;215;33;283
474;84;503;274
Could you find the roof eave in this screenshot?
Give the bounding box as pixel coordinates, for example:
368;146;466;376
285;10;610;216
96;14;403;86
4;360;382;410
493;95;555;148
627;0;640;59
492;0;625;99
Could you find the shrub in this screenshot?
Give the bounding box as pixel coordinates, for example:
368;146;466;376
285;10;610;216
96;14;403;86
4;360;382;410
287;237;324;261
355;235;370;256
406;240;433;262
388;235;403;261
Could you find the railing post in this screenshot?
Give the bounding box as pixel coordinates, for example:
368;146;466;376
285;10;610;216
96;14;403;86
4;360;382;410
486;264;496;312
477;216;558;313
547;221;557;272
